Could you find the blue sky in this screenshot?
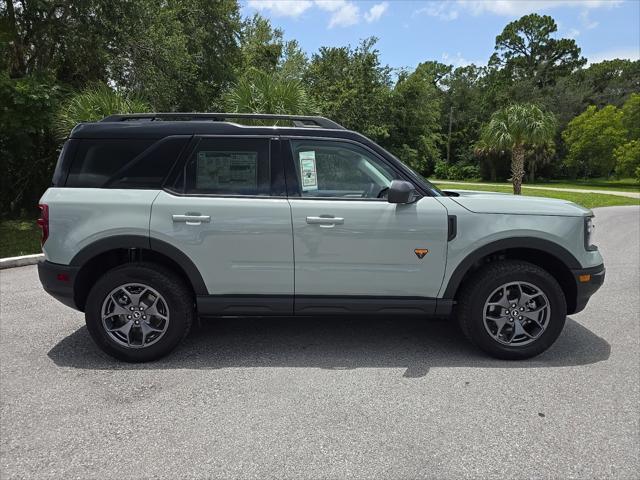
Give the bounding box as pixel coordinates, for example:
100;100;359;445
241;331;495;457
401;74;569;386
241;0;640;71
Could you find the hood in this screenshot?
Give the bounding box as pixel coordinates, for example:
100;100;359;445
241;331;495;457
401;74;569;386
444;189;592;217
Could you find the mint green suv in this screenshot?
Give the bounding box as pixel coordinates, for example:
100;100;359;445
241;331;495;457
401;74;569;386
37;113;605;362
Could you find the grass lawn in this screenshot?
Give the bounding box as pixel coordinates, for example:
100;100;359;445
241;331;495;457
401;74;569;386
538;178;640;192
0;219;41;258
432;177;640;193
435;183;640;209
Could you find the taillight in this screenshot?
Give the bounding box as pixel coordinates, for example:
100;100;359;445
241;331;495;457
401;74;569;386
37;204;49;247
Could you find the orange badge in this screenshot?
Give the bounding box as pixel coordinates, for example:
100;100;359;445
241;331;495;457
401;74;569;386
414;248;429;259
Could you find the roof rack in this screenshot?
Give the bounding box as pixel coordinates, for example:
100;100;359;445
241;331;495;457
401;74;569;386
100;113;344;129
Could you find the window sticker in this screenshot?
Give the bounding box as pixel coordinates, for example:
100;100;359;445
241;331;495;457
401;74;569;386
196;151;257;189
299;151;318;191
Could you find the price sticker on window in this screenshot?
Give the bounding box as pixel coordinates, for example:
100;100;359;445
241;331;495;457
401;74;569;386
299;151;318;191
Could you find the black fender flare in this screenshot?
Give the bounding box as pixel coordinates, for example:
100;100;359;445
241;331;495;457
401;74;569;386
442;237;581;299
70;235;208;295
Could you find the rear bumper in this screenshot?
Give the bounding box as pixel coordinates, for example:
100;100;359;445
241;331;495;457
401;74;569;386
571;263;605;314
37;260;80;310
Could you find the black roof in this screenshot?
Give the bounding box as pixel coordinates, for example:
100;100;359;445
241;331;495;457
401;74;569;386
69;113;353;139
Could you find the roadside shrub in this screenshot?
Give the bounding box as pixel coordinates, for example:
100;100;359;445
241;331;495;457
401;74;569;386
434;161;480;180
614;140;640;181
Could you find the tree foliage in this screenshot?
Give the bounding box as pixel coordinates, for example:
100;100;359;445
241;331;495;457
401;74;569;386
55;85;150;139
489;14;585;88
481;104;556;193
563;104;627;178
305;38;393;142
222;68;312;115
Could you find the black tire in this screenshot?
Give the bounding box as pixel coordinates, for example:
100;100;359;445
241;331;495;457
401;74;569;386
85;262;194;362
454;260;567;360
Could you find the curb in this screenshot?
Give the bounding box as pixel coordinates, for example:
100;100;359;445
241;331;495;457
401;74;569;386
0;253;44;270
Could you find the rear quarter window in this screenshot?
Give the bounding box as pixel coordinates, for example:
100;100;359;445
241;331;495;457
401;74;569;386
65;137;189;189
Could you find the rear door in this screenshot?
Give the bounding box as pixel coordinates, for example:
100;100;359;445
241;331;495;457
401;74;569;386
284;137;449;314
150;136;294;315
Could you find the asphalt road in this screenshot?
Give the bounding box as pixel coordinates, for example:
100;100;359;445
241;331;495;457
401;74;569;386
1;206;638;479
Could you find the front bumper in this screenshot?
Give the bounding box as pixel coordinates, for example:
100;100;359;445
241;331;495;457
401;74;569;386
570;263;605;314
37;260;80;310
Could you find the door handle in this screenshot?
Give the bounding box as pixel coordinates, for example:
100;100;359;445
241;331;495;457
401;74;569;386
172;214;211;225
306;216;344;226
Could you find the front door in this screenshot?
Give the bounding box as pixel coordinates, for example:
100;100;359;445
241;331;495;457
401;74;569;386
285;138;448;314
150;136;294;315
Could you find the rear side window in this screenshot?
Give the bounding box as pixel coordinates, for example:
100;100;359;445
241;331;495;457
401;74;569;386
65;137;188;188
179;138;271;196
107;137;189;188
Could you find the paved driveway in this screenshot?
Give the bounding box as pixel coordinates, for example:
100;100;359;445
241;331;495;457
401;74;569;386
1;206;638;479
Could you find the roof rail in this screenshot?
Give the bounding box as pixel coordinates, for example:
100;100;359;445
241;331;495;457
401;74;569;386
100;113;344;129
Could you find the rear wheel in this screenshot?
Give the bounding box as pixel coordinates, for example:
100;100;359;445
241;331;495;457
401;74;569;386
85;263;194;362
455;260;566;359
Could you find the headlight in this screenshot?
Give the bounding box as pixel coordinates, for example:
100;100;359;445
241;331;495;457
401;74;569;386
584;216;597;251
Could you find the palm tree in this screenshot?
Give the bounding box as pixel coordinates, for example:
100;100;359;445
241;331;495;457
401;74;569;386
222;68;312;118
481;104;556;194
56;85;150;139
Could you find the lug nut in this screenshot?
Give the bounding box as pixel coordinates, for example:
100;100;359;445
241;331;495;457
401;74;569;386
520;307;525;311
518;316;523;320
142;315;147;319
127;315;132;319
129;307;134;311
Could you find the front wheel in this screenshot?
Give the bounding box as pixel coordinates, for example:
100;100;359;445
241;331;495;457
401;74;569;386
455;260;567;359
85;263;194;362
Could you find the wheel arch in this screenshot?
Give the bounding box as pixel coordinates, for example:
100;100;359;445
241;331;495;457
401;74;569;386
443;237;580;314
70;235;207;311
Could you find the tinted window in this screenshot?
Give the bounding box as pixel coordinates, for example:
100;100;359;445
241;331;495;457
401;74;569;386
66;139;154;188
51;140;72;187
290;140;399;198
107;137;189;188
65;137;188;188
182;138;270;195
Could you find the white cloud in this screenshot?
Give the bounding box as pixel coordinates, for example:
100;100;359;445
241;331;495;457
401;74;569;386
442;52;485;68
458;0;622;17
316;0;360;28
415;2;459;21
567;27;581;38
415;0;622;20
365;2;389;23
579;10;599;29
586;48;640;65
246;0;313;18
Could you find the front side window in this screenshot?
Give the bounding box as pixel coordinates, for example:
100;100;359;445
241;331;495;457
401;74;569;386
290;139;399;199
182;138;270;196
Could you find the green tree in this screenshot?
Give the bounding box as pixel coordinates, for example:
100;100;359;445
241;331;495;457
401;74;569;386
441;65;489;165
55;85;150;139
240;14;285;74
305;38;393;142
386;63;444;174
222;68;311;115
489;14;585;88
481;104;556;194
622;93;640;140
580;60;640;108
0;73;62;214
614;140;640;181
111;0;242;111
562;105;627;178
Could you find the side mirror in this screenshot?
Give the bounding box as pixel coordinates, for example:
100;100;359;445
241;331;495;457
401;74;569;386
387;180;416;204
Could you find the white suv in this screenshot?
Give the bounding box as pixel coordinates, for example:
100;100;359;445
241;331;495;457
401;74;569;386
38;113;605;362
